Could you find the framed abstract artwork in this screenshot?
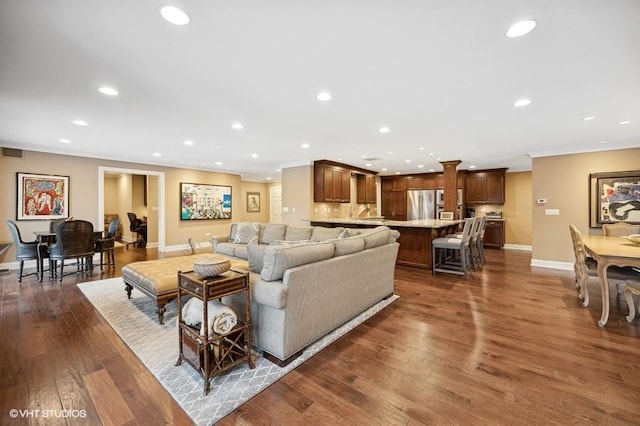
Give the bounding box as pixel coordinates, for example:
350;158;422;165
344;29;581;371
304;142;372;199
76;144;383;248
180;182;232;220
589;171;640;227
17;172;70;220
246;192;260;213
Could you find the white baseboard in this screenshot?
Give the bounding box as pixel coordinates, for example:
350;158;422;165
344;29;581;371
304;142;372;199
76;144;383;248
530;259;573;271
503;244;532;251
161;241;212;253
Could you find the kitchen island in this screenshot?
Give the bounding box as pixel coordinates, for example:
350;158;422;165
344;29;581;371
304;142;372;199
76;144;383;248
309;218;463;269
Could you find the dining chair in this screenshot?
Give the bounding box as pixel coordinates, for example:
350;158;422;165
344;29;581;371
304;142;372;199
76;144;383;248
6;220;49;283
95;217;120;271
569;224;638;307
432;217;474;280
48;220;95;281
602;222;640;236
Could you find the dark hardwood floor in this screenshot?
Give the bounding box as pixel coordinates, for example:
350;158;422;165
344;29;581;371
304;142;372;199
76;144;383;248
2;246;639;425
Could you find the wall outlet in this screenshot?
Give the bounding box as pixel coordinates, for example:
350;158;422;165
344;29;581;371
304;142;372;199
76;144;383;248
545;208;560;216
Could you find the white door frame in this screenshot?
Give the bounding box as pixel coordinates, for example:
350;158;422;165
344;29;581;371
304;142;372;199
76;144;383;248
98;166;165;251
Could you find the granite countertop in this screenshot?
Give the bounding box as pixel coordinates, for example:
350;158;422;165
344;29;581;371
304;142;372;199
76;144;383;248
308;218;465;228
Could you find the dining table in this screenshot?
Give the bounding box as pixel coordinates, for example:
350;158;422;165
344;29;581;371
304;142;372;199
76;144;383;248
581;234;640;327
33;229;103;282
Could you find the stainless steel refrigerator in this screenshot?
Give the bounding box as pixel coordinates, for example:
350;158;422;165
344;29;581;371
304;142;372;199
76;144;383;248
407;190;436;220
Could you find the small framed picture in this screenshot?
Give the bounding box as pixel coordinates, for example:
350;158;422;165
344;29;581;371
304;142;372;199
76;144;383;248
246;192;260;213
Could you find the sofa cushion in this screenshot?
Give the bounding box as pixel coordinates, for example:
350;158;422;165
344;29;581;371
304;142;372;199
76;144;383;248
259;223;287;244
214;243;237;257
311;226;345;241
247;243;268;273
361;226;392;249
284;226;313;241
261;241;335;282
333;236;365;257
233;222;259;243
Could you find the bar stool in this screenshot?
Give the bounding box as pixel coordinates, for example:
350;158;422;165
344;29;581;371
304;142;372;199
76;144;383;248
432;218;474;280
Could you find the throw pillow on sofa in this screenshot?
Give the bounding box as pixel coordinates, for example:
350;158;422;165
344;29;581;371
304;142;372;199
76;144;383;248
234;222;259;243
261;241;335;282
247;243;267;273
311;226;345;241
333;235;365;256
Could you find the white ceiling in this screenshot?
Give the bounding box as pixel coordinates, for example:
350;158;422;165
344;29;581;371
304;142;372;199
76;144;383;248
1;0;639;182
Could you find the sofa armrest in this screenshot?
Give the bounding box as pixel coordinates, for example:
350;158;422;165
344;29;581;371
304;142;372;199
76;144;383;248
210;234;230;252
252;279;288;309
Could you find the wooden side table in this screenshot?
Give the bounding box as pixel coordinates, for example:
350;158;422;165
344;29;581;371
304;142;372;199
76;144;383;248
175;269;255;395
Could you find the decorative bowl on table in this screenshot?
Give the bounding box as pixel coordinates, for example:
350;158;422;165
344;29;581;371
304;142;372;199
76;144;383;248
623;234;640;246
193;255;231;278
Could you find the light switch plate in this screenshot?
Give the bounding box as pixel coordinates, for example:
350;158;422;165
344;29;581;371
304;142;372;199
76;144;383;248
545;208;560;216
536;198;547;204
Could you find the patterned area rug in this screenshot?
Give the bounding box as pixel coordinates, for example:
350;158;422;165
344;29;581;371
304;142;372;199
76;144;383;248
77;278;398;425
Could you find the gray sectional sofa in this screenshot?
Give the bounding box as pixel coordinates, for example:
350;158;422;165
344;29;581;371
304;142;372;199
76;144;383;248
210;223;400;365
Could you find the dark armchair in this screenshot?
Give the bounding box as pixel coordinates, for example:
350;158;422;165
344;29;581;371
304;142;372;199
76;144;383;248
49;220;95;281
95;217;120;270
6;220;48;283
126;212;147;249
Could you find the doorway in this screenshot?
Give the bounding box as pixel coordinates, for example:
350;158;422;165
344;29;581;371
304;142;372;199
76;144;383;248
270;186;282;223
98;166;165;251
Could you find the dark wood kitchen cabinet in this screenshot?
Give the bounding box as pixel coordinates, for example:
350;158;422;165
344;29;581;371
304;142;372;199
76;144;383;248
381;177;407;220
314;161;351;203
483;220;504;248
465;169;506;204
356;174;377;204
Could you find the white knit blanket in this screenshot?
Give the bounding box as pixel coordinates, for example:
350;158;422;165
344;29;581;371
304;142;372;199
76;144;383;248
181;298;238;335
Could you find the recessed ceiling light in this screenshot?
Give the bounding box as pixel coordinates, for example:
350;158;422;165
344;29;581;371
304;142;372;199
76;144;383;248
514;98;532;107
317;92;332;101
160;6;190;25
429;152;435;156
232;122;243;130
388;151;393;155
365;163;372;167
276;169;281;172
619;120;631;125
153;152;162;157
266;177;272;181
405;159;411;163
72;119;88;126
251;153;258;158
419;147;425;151
469;165;477;169
59;138;71;144
381;168;388;171
379;126;390;133
215;161;222;165
395;171;401;175
301;143;310;149
98;86;119;96
418;165;424;168
583;116;595;121
506;20;537;38
429;169;435;172
599;140;609;144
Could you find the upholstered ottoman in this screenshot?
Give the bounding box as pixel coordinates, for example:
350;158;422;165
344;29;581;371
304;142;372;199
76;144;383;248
122;254;249;324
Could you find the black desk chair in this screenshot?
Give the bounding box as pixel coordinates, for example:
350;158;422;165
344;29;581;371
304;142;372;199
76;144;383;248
126;212;147;249
49;220;95;281
6;220;48;283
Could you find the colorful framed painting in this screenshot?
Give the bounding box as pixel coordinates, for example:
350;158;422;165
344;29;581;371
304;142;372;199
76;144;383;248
17;172;70;220
180;182;232;220
589;171;640;227
246;192;260;213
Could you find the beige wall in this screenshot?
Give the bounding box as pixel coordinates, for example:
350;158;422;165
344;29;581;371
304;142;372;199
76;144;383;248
532;147;640;265
282;165;313;226
0;150;250;263
504;171;532;246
